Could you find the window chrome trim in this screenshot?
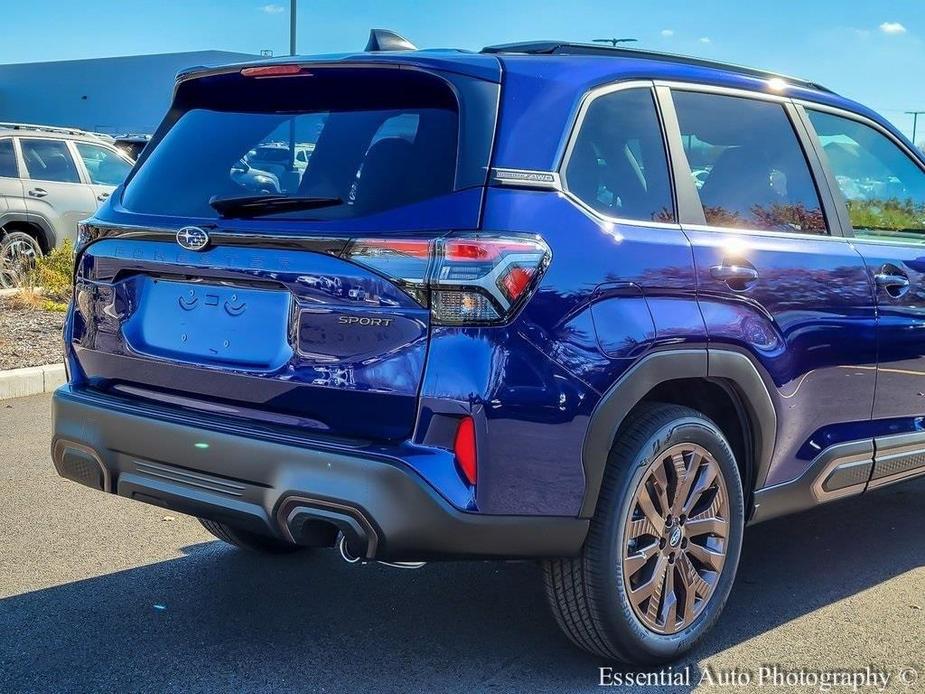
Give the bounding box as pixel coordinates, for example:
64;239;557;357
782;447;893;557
557;80;683;229
683;223;850;243
652;79;794;104
562;190;683;230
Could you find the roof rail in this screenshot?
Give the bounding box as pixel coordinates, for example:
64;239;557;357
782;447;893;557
0;121;96;136
480;41;833;93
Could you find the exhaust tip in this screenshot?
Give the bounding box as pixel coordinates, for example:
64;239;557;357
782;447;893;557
337;533;363;564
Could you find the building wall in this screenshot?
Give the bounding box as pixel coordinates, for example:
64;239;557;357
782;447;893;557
0;51;258;135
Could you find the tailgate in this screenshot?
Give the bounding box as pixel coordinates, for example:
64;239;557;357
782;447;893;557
72;238;432;440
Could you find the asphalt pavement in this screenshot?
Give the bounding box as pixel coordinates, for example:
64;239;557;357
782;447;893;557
1;393;923;693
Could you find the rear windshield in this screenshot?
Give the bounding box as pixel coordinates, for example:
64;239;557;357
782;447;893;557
121;68;459;220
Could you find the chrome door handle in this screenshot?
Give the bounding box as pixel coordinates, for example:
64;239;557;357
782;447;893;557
28;187;48;198
874;271;910;298
710;264;759;289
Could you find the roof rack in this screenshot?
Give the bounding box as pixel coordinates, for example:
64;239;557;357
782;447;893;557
0;121;96;136
480;41;833;93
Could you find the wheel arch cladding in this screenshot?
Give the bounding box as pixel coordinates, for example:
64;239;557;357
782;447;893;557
0;212;56;253
579;349;777;518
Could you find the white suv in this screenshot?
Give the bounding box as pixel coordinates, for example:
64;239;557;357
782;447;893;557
0;123;134;287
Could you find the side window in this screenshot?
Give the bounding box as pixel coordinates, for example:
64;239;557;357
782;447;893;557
75;143;132;186
673;91;827;235
20;139;81;184
807;109;925;241
0;139;17;178
564;88;675;223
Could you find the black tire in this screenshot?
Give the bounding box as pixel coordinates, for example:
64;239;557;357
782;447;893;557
544;402;745;663
198;518;305;554
0;231;43;289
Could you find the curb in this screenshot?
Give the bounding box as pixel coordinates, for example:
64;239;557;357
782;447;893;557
0;363;66;400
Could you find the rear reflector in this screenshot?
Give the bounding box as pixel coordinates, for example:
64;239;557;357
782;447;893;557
453;416;478;485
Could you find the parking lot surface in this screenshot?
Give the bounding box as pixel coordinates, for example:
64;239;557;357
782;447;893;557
1;393;923;693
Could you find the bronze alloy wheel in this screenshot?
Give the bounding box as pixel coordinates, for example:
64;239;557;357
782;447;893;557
622;443;730;635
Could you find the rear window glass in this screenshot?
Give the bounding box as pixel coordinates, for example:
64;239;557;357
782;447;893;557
121;69;459;220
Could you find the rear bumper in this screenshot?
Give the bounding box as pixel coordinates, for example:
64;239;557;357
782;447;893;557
51;387;588;561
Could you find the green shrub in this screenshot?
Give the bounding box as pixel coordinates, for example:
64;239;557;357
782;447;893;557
9;240;74;312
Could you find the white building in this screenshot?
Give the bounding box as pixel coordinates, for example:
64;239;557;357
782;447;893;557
0;50;259;135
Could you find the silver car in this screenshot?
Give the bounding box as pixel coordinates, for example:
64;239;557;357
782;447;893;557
0;122;134;287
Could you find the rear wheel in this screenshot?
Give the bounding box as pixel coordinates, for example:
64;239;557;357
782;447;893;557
544;403;744;663
198;518;305;554
0;231;43;289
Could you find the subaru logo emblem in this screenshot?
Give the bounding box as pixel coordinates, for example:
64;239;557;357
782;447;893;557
176;226;210;251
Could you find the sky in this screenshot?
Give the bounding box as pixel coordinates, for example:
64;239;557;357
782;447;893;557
2;1;924;143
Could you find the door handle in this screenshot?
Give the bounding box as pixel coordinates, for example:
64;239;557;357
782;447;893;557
28;187;48;198
97;192;110;202
710;263;759;290
874;266;910;298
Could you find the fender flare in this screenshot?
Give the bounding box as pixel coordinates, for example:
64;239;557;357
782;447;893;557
579;349;777;518
0;211;57;251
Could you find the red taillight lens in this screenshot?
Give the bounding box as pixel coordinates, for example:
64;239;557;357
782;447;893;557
240;65;310;78
453;416;477;485
342;233;550;325
498;266;536;303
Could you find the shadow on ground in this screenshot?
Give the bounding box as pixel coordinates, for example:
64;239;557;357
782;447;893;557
2;480;923;693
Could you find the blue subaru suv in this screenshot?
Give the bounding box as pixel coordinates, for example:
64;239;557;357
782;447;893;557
52;31;925;663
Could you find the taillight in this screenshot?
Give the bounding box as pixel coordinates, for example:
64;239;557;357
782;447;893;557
342;233;550;325
453;416;478;485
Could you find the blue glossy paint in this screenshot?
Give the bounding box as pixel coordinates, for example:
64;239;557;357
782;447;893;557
62;47;925;518
849;240;925;422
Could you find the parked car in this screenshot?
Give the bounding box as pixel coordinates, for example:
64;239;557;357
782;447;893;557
51;33;925;664
112;134;151;160
0;122;133;287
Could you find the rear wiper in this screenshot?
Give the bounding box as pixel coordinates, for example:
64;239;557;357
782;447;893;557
209;194;343;218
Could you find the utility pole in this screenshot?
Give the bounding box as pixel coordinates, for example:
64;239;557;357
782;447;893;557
288;0;298;174
289;0;297;55
907;111;924;147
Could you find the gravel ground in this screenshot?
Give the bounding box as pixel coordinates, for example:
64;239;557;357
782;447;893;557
0;297;66;370
1;393;923;693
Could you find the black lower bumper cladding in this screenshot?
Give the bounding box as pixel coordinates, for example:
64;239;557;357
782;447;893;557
51;387;588;561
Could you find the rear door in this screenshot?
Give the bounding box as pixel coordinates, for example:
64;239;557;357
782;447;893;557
19;137;97;244
803;107;925;429
664;87;878;488
71;141;133;207
72;63;500;442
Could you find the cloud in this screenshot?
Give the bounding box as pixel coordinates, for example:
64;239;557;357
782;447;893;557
261;4;286;14
698;37;712;44
879;22;907;35
661;29;674;38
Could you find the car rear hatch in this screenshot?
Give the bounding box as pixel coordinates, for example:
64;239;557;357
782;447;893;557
69;58;501;442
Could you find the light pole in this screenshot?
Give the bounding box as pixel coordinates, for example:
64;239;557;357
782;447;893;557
907;111;924;147
289;0;297;55
288;0;298;173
